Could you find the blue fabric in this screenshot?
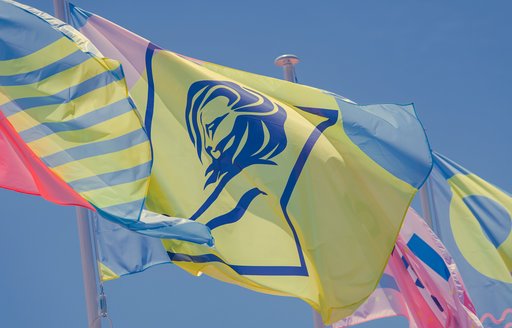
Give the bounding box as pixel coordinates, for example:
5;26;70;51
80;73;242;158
336;100;432;188
379;273;400;291
0;1;60;60
430;152;512;325
68;3;92;30
407;233;450;281
93;213;170;279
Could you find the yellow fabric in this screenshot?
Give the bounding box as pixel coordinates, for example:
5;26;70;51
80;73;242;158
0;34;151;217
135;50;418;324
448;173;512;283
0;37;77;75
98;262;120;282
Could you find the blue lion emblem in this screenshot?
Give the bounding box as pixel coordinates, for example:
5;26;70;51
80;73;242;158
185;80;287;189
177;80;338;276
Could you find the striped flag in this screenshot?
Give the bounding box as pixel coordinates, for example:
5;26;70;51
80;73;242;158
0;0;212;244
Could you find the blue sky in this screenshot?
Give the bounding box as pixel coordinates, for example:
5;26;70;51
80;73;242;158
1;0;511;327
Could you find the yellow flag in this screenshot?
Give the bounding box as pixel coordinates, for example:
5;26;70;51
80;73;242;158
71;7;433;323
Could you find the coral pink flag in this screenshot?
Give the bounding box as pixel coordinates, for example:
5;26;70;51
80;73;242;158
0;112;91;208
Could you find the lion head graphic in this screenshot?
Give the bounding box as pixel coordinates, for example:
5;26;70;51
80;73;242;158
185;80;287;189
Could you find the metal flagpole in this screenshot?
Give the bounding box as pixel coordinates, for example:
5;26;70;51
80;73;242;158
275;54;300;83
76;209;103;328
51;1;102;327
275;54;329;328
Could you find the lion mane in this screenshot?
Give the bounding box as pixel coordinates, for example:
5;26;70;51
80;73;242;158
185;80;287;188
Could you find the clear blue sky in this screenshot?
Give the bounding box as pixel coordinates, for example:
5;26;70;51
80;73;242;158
1;0;511;327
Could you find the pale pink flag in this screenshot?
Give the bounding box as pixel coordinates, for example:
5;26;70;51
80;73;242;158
333;208;482;328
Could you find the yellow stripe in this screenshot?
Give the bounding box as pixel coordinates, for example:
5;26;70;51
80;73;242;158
0;58;121;105
8;81;129;132
0;37;77;76
27;114;142;158
0;91;10;107
79;177;148;208
49;142;150;182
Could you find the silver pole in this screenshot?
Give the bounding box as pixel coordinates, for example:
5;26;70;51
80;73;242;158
76;209;102;328
313;311;326;328
274;54;330;328
274;54;300;82
52;0;67;22
51;1;102;327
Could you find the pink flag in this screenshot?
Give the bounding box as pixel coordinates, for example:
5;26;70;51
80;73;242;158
333;208;482;328
0;112;91;208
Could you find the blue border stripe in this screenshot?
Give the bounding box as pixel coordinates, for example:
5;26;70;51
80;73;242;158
68;161;152;193
42;129;148;168
167;252;308;276
433;152;471;179
143;43;160;137
206;188;264;230
19;98;134;143
0;50;88;86
1;66;124;116
407;233;450;281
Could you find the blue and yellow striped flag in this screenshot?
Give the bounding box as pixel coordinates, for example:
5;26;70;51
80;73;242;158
71;6;432;324
0;1;212;244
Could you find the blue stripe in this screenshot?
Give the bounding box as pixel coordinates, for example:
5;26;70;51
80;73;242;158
206;188;265;230
1;66;124;116
42;129;148;168
167;252;308;276
0;2;61;60
401;256;409;269
19;98;134;143
431;295;444;312
143;43;160;138
68;161;152;193
407;233;450;281
98;199;145;219
0;50;88;86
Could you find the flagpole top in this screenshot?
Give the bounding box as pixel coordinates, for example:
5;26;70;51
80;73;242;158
274;54;300;67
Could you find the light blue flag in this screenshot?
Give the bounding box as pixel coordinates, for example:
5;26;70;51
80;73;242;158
429;152;512;327
92;213;170;281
